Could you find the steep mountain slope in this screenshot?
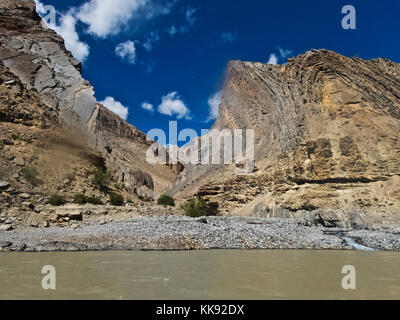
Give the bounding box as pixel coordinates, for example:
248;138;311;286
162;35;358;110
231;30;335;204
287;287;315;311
171;50;400;226
1;0;399;229
0;0;179;200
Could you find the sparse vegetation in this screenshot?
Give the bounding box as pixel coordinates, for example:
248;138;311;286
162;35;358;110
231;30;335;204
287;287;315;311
182;197;219;218
92;168;111;190
10;133;20;140
86;196;103;205
114;183;122;190
157;194;175;207
21;166;39;185
65;171;76;183
87;154;106;169
74;193;103;205
109;193;124;206
138;195;152;202
49;194;66;206
74;193;87;204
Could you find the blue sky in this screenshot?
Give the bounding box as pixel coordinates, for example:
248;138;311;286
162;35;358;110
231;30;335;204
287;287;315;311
36;0;400;145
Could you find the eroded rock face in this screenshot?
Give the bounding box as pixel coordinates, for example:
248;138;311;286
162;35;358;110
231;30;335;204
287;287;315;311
0;0;96;130
0;0;179;196
172;50;400;224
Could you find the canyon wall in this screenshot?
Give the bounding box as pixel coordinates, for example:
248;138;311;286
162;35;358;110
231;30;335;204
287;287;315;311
172;49;400;227
0;0;179;198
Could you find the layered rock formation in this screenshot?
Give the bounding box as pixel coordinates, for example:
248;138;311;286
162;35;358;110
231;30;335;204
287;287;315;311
171;50;400;227
0;0;179;200
1;0;399;230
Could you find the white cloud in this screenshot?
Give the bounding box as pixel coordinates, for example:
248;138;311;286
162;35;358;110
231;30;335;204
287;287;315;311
185;7;197;26
267;53;278;65
34;0;178;62
34;2;90;62
167;7;197;37
52;13;90;63
99;96;129;120
141;0;176;19
143;30;160;51
77;0;148;38
34;0;46;14
219;32;237;44
141;102;154;112
206;90;222;122
266;48;293;65
278;47;293;59
158;92;191;119
115;40;137;64
168;25;178;37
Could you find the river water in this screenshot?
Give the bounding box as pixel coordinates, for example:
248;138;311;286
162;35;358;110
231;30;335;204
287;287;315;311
0;250;399;300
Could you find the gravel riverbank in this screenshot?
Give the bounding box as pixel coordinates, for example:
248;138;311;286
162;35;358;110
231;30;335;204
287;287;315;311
1;216;399;252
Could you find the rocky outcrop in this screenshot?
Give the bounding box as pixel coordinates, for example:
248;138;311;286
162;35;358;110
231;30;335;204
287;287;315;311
0;55;113;215
0;0;95;130
171;50;400;226
1;0;399;231
0;0;179;198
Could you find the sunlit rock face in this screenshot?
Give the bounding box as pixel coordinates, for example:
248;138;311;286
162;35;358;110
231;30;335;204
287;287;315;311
0;0;179;196
171;49;400;226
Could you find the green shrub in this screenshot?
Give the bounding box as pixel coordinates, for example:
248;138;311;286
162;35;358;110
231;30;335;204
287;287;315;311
21;166;39;185
10;133;20;140
92;168;110;190
86;196;103;205
49;195;66;206
109;193;124;206
157;194;175;207
74;193;87;204
74;194;103;205
183;197;219;218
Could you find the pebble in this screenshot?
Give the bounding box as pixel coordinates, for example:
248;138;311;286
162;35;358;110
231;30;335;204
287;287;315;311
14;157;25;166
0;216;398;252
0;225;13;231
0;181;10;190
21;202;34;210
0;241;12;248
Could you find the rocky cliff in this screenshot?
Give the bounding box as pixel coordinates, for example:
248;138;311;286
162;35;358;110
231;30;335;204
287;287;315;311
1;0;400;229
172;50;400;228
0;0;179;202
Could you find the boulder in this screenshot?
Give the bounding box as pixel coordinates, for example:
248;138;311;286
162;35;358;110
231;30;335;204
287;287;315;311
13;157;25;166
21;202;34;210
0;225;13;231
55;210;83;221
0;181;10;190
136;186;154;201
